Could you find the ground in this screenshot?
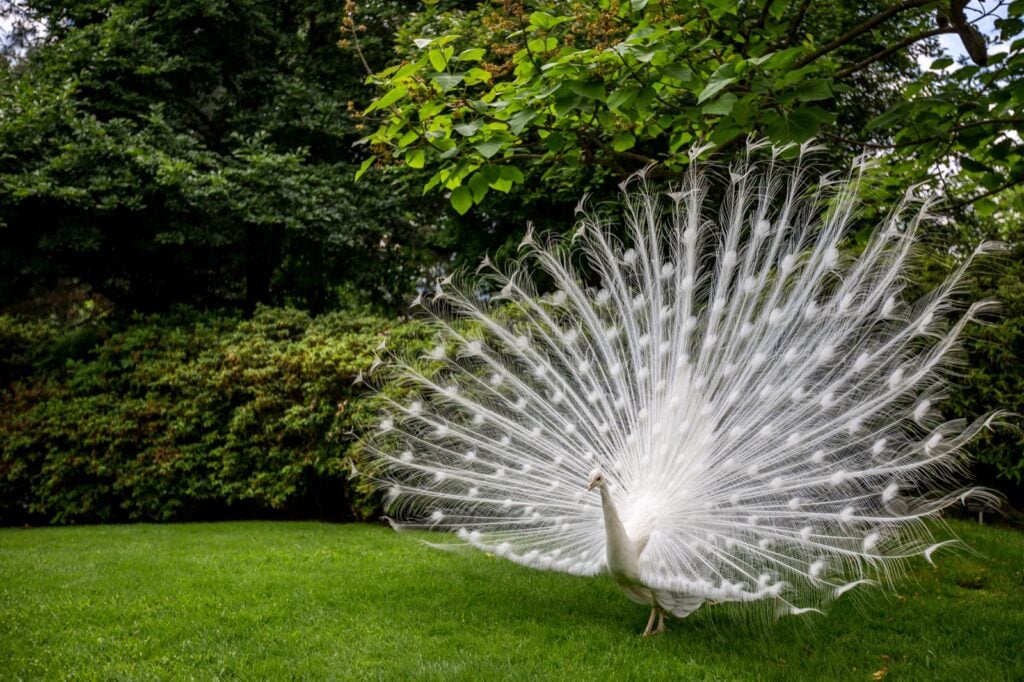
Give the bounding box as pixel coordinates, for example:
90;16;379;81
0;519;1021;680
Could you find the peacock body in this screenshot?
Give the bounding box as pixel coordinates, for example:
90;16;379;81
363;142;1000;635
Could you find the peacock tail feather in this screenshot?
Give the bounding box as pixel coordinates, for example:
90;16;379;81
361;141;1002;617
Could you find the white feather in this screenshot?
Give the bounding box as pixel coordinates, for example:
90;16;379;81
365;144;999;627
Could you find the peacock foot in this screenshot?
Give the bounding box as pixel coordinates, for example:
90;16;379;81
653;608;668;635
642;607;668;636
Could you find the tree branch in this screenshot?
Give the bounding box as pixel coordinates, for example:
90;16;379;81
793;0;933;69
823;117;1024;151
343;5;374;78
945;177;1023;211
952;116;1024;133
836;26;959;79
785;0;813;47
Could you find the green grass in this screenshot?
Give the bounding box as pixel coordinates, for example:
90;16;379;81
1;520;1022;681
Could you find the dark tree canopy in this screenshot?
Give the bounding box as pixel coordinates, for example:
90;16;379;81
0;0;443;312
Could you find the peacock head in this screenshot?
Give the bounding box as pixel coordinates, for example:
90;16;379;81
586;469;606;492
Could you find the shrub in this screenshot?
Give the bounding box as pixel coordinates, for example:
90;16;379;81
0;307;430;524
948;246;1024;500
910;221;1024;505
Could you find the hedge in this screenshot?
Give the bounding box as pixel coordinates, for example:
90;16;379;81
0;307;430;524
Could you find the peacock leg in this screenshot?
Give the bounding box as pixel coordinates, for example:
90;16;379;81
642;606;658;636
654;607;667;635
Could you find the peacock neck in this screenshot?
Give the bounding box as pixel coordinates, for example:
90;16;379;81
599;485;641;581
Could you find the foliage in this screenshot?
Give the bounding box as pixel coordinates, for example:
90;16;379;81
862;2;1024;215
915;188;1024;493
957;248;1024;490
0;0;442;312
1;520;1023;679
356;0;1024;215
0;307;431;524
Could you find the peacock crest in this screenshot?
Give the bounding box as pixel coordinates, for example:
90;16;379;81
362;141;1001;633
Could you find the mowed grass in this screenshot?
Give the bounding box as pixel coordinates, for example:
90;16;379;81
0;520;1022;681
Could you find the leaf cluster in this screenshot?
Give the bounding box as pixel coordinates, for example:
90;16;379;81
0;306;432;524
357;0;1023;215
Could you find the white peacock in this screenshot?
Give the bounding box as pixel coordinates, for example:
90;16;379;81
363;142;1001;636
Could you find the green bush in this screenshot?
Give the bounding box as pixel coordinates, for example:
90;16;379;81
0;307;430;524
948;245;1024;497
911;222;1024;503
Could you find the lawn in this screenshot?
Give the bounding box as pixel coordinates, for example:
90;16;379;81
0;519;1021;681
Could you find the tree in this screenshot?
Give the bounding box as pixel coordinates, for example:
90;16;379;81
355;0;1023;215
0;0;441;312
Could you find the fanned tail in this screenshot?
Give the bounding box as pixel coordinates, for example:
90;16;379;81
362;140;1002;613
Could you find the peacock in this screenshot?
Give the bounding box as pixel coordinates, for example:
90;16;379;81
362;141;1001;636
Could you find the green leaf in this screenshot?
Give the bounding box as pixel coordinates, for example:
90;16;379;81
704;0;739;20
463;68;493;84
931;57;954;70
489;165;522;192
973;197;997;216
468;171;490;202
791;79;832;103
697;66;735;104
397;130;419;147
660;65;694;83
428;49;448;72
418;101;445;120
702;93;737;116
506;110;536;135
450;186;473;214
764;107;834;143
554;93;579;117
865;102;909;130
457;48;486;62
454;120;483;137
502;166;524;183
365;85;408;113
529;11;570;30
527;36;558;53
544;132;566;153
630;46;658;63
394;61;422;79
406;148;425;169
424;171;443;193
473;139;504;159
569;80;607;101
961;157;992;174
612;132;636;152
607;86;640;111
634;87;656;115
431;74;464;92
354;157;374;181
